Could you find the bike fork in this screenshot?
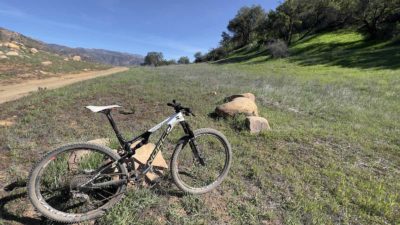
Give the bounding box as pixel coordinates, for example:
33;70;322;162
180;122;206;166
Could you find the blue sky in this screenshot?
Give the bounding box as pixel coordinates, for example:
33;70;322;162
0;0;279;60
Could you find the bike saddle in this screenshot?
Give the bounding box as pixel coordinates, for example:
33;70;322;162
85;105;121;113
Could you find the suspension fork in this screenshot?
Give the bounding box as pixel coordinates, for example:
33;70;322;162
180;121;206;166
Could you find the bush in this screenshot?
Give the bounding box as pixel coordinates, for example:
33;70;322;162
266;39;289;58
229;113;248;131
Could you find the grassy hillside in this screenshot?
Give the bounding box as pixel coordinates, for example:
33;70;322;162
0;43;110;81
0;32;399;224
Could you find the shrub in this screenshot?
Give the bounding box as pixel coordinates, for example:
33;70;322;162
267;39;289;58
229;113;248;131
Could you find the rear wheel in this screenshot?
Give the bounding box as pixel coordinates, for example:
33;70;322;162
171;128;232;194
28;143;128;223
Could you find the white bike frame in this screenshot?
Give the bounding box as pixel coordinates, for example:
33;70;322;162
148;112;185;133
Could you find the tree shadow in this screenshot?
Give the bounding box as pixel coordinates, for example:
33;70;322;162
149;177;185;198
0;181;65;225
288;40;400;70
215;49;268;64
0;189;43;224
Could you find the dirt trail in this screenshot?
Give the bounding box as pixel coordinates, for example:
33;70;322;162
0;67;128;104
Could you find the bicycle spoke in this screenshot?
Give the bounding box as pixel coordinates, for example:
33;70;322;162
37;148;126;214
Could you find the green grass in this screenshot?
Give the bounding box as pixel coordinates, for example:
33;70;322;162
0;31;399;224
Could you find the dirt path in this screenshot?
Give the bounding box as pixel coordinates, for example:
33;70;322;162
0;67;128;104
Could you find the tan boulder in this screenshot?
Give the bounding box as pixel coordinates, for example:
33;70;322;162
246;116;271;134
67;138;111;171
5;42;20;50
131;142;168;169
6;51;19;56
225;92;256;102
216;97;259;117
72;55;81;61
41;61;52;66
131;141;168;182
0;55;7;59
0;51;3;55
87;138;110;146
63;57;69;61
30;48;38;54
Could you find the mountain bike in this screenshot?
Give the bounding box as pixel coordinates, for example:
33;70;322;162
28;100;232;223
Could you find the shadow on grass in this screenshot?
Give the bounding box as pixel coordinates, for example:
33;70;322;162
219;37;400;70
0;180;44;225
289;40;400;70
215;49;268;64
150;177;185;198
0;181;67;225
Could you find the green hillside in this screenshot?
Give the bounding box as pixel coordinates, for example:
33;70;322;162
0;32;399;225
218;30;400;70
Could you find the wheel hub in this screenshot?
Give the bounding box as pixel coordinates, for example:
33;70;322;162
69;175;92;192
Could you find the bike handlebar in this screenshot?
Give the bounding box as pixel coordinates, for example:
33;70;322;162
167;100;195;116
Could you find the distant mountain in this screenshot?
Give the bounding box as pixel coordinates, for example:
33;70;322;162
0;27;144;66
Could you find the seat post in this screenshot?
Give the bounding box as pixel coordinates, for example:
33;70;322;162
103;109;125;146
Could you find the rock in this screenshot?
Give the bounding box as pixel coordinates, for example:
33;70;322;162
0;51;3;55
63;57;69;61
67;138;111;171
41;61;52;66
225;92;256;102
87;138;110;146
215;97;259;117
240;93;256;102
5;42;20;50
6;51;19;56
131;142;168;169
30;48;38;54
39;70;48;75
131;141;168;182
72;55;81;61
0;55;7;59
0;119;15;127
246;116;271;134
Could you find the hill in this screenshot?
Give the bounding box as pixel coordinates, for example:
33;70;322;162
0;39;111;81
0;27;144;66
0;31;398;225
217;30;400;70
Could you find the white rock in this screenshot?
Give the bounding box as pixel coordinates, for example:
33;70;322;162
30;48;38;54
41;61;52;66
5;42;20;50
246;116;271;134
6;51;19;56
72;55;81;61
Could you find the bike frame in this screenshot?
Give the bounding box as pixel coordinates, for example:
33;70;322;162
101;109;198;168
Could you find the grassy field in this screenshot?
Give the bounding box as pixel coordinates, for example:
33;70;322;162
0;31;399;224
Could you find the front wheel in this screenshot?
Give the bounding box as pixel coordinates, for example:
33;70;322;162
171;128;232;194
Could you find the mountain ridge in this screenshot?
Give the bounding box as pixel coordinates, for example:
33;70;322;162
0;27;144;66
